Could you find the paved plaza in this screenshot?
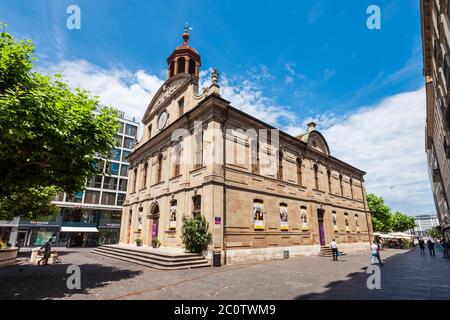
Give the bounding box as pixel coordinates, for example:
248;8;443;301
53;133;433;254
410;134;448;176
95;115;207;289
0;246;449;300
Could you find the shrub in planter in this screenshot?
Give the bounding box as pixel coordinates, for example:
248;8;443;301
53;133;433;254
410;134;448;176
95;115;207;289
181;215;212;253
151;238;161;248
135;238;143;246
0;240;7;249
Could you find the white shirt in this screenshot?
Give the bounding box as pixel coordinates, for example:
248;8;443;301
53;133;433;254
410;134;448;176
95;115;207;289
330;241;337;249
371;243;378;254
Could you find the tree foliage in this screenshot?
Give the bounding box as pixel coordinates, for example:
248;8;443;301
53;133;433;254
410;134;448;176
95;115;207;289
367;193;416;233
181;215;212;253
0;24;119;220
427;226;442;240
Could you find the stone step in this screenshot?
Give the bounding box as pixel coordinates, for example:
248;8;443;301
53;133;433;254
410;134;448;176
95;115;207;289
97;246;204;263
92;246;210;270
93;250;210;270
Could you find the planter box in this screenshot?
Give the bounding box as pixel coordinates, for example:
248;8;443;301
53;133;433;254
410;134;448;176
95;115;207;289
0;248;18;267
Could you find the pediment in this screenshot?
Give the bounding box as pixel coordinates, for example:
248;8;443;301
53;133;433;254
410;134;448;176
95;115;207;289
142;74;191;124
307;131;330;156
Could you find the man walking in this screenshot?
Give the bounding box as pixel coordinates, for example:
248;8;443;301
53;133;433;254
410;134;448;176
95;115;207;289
427;239;435;256
330;239;338;261
418;238;425;255
371;242;382;265
37;238;53;266
442;239;449;259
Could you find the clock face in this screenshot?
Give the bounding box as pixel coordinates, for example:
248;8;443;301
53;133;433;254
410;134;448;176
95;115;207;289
158;111;168;130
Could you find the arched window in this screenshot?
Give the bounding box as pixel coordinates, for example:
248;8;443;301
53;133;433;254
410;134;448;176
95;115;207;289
280;203;288;231
277;150;283;180
156;154;163;183
253;199;264;230
296;158;302;186
192;195;201;217
132;168;138;193
327;169;332;193
300;206;308;230
194;129;203;169
173;143;182;177
170;200;177;229
344;212;349;232
332;211;337;231
138;206;143;231
251;138;259;175
177;57;186;74
355;213;359;232
142;162;148;188
339;174;344;196
188;59;196;75
349;178;354;199
313;164;319;190
169;62;175;77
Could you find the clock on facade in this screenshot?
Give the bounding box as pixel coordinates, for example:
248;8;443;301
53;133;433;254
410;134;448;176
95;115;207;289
158;111;168;130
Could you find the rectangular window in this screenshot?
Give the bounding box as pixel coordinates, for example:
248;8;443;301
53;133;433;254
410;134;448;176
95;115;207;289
125;124;138;137
253;200;264;230
280;204;288;231
301;206;309;230
118;178;128;191
84;191;100;204
88;175;103;188
170;200;177;229
63;208;97;224
251;139;259;175
66;191;83;203
122;150;131;162
120;164;129;177
112;148;121;161
118;122;124;134
117;193;126;206
103;177;118;190
101;192;116;206
194;130;203;169
116;135;123;148
123;137;134;149
173;144;181;177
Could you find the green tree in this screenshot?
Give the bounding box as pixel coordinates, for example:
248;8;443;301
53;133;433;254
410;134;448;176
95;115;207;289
367;193;392;232
181;215;212;253
427;226;442;240
0;24;119;220
390;211;416;232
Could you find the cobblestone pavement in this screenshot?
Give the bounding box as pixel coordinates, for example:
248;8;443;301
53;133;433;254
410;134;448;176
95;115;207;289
0;246;449;300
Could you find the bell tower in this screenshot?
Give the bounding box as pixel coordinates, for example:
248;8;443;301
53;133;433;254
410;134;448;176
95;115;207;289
167;24;201;79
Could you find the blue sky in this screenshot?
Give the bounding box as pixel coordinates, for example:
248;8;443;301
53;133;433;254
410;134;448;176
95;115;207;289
0;0;433;215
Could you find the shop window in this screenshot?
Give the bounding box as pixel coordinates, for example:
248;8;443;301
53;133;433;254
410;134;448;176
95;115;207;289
63;208;97;224
84;191;100;204
170;200;177;230
192;195;201;217
99;210;122;227
301;206;309;230
253;200;264;230
280;203;288;231
101;192;116;206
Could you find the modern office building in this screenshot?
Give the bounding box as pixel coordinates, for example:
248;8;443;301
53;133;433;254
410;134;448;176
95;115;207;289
421;0;450;239
409;214;440;237
16;110;139;247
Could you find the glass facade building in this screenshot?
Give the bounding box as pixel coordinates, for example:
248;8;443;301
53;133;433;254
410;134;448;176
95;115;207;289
17;111;139;247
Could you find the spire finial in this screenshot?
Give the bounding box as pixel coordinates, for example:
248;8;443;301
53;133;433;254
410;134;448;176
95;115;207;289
212;67;219;85
183;23;193;45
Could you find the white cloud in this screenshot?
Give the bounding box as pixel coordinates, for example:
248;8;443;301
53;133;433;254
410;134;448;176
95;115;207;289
45;60;164;122
315;88;434;215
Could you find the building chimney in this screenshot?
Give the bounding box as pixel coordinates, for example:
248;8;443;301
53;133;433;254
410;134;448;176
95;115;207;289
307;121;317;132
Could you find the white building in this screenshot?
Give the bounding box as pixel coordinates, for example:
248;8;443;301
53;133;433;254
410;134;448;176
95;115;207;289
410;214;440;237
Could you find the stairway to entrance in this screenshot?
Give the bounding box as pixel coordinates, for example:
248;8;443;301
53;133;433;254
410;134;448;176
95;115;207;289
317;245;346;257
92;244;210;270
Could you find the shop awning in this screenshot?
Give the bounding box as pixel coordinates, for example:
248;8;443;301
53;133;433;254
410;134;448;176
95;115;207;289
60;226;99;233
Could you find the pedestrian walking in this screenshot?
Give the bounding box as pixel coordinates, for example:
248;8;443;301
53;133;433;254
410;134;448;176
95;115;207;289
37;238;53;266
330;239;339;261
427;239;435;256
442;239;449;259
418;238;425;255
371;242;382;265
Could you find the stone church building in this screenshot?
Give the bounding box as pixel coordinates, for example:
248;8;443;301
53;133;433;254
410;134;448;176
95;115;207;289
119;27;373;264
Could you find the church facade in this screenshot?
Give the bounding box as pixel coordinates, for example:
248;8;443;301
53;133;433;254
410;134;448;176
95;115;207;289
119;28;373;264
